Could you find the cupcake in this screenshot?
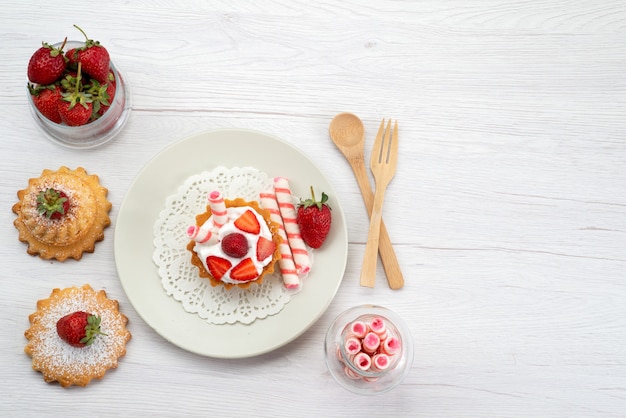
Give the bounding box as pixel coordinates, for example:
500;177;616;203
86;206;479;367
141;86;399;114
187;191;282;289
12;166;112;261
24;284;131;387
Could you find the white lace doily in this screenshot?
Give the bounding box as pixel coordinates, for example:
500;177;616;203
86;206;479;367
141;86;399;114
153;166;301;325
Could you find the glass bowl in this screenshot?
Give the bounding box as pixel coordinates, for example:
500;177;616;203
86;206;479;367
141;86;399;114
324;304;414;395
27;40;131;149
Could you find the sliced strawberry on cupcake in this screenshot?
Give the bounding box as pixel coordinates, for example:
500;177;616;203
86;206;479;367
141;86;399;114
256;236;276;262
234;210;261;234
206;256;232;281
230;258;259;282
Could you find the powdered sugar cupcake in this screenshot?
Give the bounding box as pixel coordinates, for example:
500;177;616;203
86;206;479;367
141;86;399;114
24;284;131;387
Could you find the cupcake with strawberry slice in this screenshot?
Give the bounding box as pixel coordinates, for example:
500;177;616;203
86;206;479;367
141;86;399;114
187;192;283;290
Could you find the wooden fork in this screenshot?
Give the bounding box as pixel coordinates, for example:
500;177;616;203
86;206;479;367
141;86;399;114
360;119;399;288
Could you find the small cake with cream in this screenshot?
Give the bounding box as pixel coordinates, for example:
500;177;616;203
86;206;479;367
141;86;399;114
187;191;282;289
24;284;131;387
12;166;111;261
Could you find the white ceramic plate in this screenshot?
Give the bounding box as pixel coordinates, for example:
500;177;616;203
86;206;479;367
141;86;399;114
114;129;348;358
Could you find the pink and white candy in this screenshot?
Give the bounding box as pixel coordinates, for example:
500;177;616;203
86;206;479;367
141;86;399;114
380;336;401;355
344;337;362;356
349;320;368;339
369;316;388;340
273;177;311;274
352;352;372;371
371;353;391;371
187;224;218;245
362;332;381;354
337;316;402;380
207;190;228;228
259;191;299;288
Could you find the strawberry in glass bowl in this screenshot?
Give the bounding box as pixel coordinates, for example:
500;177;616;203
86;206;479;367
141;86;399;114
26;25;131;149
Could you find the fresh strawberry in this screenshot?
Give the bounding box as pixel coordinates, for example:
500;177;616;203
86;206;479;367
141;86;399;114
207;256;232;280
221;233;249;258
36;188;70;220
87;78;115;118
234;210;261;234
58;62;93;126
106;70;116;87
28;84;62;123
297;186;332;249
64;47;79;71
230;258;259;281
56;311;106;348
256;236;276;261
72;25;110;83
58;96;92;126
27;38;67;85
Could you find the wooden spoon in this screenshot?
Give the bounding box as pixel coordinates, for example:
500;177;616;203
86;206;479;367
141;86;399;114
329;112;404;289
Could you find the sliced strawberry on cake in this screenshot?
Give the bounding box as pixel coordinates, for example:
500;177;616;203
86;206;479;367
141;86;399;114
234;210;260;234
230;258;259;282
256;236;276;262
206;256;232;281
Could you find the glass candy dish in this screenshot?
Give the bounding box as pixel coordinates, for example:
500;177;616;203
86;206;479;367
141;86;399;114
324;305;414;395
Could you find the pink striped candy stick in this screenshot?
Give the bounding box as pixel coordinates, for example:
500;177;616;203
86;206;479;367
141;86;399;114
273;177;311;274
369;316;388;340
207;190;228;228
349;320;368;339
362;332;381;354
186;224;218;245
259;191;299;288
352;352;372;371
344;337;362;356
380;336;401;355
371;353;391;371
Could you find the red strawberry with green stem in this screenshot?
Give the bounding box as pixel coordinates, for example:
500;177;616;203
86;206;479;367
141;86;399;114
64;47;79;71
28;84;62;123
27;38;68;85
36;188;70;220
58;62;93;126
297;186;332;249
87;78;115;119
56;311;106;348
72;24;110;83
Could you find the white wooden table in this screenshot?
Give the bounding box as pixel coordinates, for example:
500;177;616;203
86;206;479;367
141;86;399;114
2;1;625;416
